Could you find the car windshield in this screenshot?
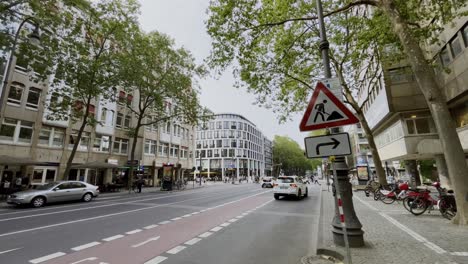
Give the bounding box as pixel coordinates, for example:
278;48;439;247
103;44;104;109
276;177;294;183
35;182;59;190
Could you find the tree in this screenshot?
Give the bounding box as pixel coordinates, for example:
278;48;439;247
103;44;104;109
206;0;389;186
117;29;210;190
45;0;141;178
272;135;320;176
206;0;468;225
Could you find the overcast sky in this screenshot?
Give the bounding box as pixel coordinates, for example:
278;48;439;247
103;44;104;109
138;0;308;145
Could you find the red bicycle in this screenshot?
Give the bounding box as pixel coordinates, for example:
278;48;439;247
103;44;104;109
409;182;457;219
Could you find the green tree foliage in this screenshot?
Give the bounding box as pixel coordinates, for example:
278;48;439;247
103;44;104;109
272;135;320;176
117;29;211;189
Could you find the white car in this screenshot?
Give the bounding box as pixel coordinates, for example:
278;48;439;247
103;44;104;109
261;177;274;188
273;176;308;200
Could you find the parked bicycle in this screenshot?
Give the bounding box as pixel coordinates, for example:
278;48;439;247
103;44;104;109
409;182;457;219
175;180;186;190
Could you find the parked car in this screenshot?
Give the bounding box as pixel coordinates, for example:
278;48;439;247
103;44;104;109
273;176;308;200
7;181;99;208
261;177;274;188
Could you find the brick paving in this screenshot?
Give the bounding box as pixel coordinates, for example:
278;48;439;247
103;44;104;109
318;182;468;264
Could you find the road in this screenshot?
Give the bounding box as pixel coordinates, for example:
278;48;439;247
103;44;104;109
0;183;321;264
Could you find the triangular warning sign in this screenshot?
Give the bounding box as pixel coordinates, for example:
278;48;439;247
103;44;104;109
299;82;358;131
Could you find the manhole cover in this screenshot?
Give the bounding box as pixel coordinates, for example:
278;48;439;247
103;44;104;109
301;255;344;264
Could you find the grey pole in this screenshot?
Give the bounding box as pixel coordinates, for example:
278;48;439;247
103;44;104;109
315;0;364;247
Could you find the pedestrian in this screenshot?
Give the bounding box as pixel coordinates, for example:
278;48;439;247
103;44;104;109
137;177;144;193
312;175;321;185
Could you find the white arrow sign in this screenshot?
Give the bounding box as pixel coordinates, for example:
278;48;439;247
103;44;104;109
304;133;352;158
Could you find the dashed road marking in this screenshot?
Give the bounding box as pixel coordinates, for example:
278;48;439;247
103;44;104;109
184;237;202;245
144;256;167;264
126;229;142;235
158;220;171;225
451;252;468;256
0;247;22;255
220;222;231;227
102;234;124;242
72;242;101;251
210;226;223;232
131;236;160;248
29;252;66;263
191;212;200;215
171;217;182;221
70;257;98;264
166;245;186;254
228;218;238;223
236;215;244;219
199;231;213;238
144;224;159;229
182;214;191;217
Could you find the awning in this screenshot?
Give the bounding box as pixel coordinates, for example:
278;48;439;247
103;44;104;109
71;161;120;169
0;155;37;165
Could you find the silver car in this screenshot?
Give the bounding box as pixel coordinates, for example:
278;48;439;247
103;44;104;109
7;181;99;208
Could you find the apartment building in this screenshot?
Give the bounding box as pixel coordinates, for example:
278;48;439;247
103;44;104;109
263;137;273;176
357;15;468;187
194;113;269;180
0;55;195;190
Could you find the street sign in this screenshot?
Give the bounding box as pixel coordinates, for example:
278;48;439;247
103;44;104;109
322;77;343;100
304;133;352;158
127;160;139;166
299;82;358;131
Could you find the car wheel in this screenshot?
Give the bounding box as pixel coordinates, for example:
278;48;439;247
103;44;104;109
31;196;46;208
274;194;280;200
262;184;265;188
304;188;308;198
82;193;93;202
297;189;302;200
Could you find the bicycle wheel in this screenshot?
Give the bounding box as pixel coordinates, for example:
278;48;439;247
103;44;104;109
410;197;428;215
381;194;396;204
439;197;457;220
373;189;381;201
403;197;416;212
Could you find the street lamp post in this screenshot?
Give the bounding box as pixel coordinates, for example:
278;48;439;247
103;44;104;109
1;17;40;109
315;0;364;248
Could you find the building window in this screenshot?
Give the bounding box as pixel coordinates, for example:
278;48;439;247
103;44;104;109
451;102;468;128
116;113;123;128
450;36;463;58
229;130;234;138
0;118;33;144
113;138;128;154
231;139;237;148
100;108;107;123
93;134;111;152
216;140;222;148
166;122;170;134
223;139;229;147
159;142;169;157
7;83;24;105
229;149;235;157
26;87;41;109
405;117;435;135
38;126;64;147
171;144;179;158
209;122;214;130
144;139;157;155
216;121;222;129
108;110;114;126
118;91;126;104
214;149;220;157
231;121;237;129
440;47;451;66
221;149;227;157
124;115;130;128
69;131;90;151
462;25;468;47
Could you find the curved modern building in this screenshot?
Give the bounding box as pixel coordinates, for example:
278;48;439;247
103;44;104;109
195;113;269;180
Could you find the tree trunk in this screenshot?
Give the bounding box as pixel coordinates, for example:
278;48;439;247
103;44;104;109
379;0;468;225
63;97;91;179
356;109;388;185
128;116;143;193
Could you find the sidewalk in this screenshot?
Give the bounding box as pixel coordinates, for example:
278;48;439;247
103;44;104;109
317;182;468;264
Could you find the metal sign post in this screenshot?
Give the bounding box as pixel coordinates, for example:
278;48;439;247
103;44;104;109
332;159;352;264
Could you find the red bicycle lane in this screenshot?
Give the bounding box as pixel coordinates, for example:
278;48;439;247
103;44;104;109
42;191;273;264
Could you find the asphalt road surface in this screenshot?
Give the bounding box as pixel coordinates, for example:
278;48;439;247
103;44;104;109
0;183;321;264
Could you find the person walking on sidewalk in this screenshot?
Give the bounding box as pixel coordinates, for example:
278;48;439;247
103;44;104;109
311;175;321;185
136;177;144;193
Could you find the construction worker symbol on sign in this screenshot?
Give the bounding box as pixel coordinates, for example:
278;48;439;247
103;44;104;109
313;99;344;123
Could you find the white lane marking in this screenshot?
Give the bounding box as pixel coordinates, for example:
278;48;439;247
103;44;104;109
191;212;200;215
236;215;244;219
210;226;223;232
144;256;167;264
242;212;249;216
126;229;142;235
131;236;160;248
102;234;124;242
1;189;272;238
72;241;101;251
70;257;98;264
158;220;171;225
184;237;202;245
144;224;159;229
182;214;191;218
166;245;186;254
171;217;182;221
0;247;22;255
220;222;231;227
200;209;207;212
199;231;213;238
228;218;238;223
29;252;66;263
451;252;468;256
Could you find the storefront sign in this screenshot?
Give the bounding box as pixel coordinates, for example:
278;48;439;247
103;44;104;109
127;160;139;166
107;159;118;165
357;166;369;181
